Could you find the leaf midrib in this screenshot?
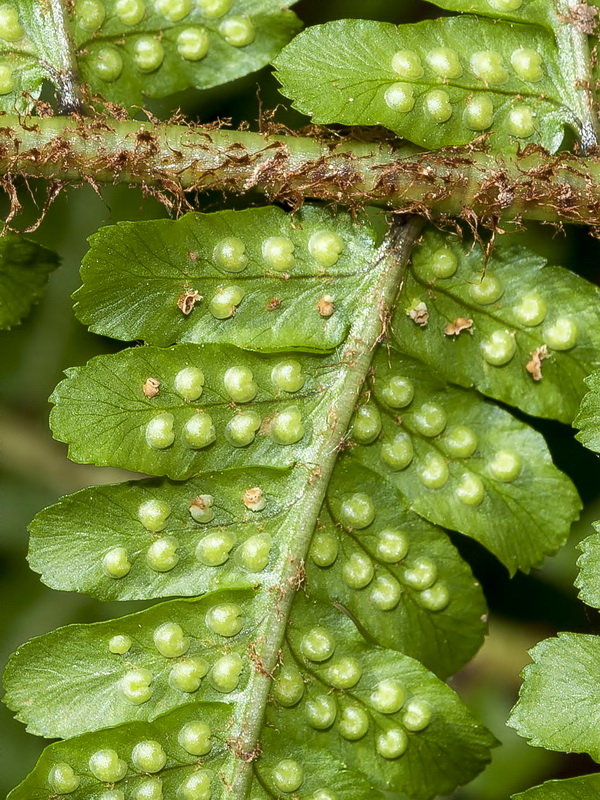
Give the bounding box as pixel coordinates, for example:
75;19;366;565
222;218;423;798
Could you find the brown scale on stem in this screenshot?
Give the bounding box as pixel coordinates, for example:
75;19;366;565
2;114;600;232
247;638;282;680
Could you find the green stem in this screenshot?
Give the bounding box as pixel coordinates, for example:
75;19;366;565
3;116;600;226
229;216;423;796
32;1;83;113
554;0;600;151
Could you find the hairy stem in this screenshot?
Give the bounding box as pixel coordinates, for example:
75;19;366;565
229;217;423;796
3;116;600;227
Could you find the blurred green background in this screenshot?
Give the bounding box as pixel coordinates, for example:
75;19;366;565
2;1;600;796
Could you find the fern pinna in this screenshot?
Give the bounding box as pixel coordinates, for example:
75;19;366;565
2;0;600;799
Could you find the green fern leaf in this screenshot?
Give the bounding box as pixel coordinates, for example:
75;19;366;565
273;17;566;151
5;700;388;800
347;347;580;574
267;595;495;798
48;337;580;572
5;208;578;799
49;210;581;571
0;2;56;112
5;701;237;800
0;234;59;329
70;0;301;107
512;774;600;799
574;522;600;608
395;229;600;423
508;633;600;761
27;463;487;677
48;344;353;479
254;729;387;800
73;206;378;351
423;0;553;28
574;371;600;452
308;460;486;677
4;591;257;738
2;0;300;113
4;594;496;799
27;468;300;600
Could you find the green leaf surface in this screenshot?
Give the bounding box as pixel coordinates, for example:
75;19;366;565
49;343;337;479
27;461;486;678
2;697;411;800
5;592;495;800
28;468;300;601
267;596;496;799
348;348;581;573
71;0;301;107
574;522;600;609
5;217;508;799
574;371;600;452
308;461;487;677
47;333;576;572
255;730;387;800
48;326;580;572
0;1;50;112
424;0;553;28
73;206;378;352
395;229;600;423
4;590;258;738
508;633;600;761
6;701;237;800
0;234;59;330
512;774;600;800
273;17;567;151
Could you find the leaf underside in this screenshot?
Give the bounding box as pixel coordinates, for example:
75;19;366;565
75;217;600;419
27;462;487;678
74;0;301;107
2;0;594;795
52;214;582;572
274;16;568;152
400;230;600;423
5;206;583;800
4;592;495;798
47;330;580;573
348;346;580;574
0;0;300;113
0;1;48;112
73;206;379;352
424;0;554;29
